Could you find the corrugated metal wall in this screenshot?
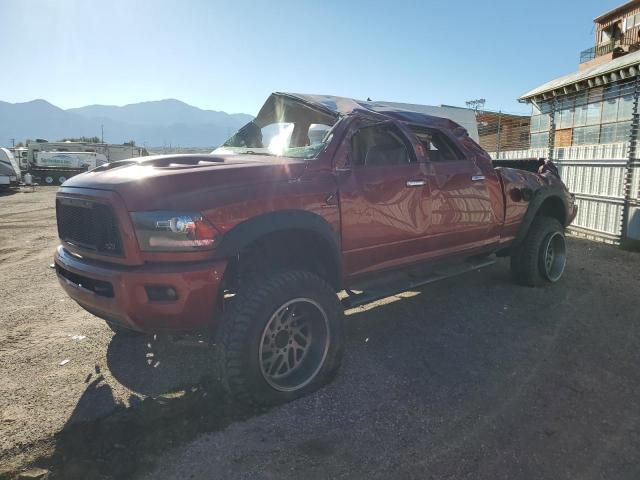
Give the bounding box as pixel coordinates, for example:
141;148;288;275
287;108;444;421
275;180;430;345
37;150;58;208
492;142;639;243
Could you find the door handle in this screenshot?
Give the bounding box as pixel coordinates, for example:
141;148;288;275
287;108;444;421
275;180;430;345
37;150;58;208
471;175;485;181
406;179;426;188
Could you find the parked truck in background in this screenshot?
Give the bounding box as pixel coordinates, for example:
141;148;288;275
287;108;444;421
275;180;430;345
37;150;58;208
8;147;29;172
26;141;148;184
54;92;577;406
32;151;108;185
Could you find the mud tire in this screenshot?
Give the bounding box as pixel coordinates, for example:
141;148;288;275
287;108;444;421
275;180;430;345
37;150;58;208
217;270;344;406
511;216;566;287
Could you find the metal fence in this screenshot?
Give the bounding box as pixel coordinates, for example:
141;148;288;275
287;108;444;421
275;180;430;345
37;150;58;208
486;76;640;244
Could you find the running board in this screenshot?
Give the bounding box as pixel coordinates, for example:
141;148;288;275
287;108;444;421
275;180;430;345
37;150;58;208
341;255;496;309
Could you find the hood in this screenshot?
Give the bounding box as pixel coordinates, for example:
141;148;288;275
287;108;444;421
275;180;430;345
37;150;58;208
63;153;310;211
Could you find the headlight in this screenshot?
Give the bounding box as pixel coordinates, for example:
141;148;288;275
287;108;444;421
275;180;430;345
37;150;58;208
130;211;218;252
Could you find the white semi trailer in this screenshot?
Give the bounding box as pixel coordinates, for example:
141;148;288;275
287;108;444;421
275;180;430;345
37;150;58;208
32;151;108;185
26;141;148;184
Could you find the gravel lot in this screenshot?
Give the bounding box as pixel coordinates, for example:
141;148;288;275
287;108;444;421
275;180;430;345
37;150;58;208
1;186;639;479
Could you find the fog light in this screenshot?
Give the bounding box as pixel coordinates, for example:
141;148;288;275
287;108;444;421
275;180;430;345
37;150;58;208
145;285;178;301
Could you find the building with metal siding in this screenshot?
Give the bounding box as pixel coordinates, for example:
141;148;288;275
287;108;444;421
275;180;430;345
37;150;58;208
507;1;640;243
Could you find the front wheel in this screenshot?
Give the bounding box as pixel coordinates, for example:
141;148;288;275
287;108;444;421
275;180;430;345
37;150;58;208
510;216;567;286
217;270;344;406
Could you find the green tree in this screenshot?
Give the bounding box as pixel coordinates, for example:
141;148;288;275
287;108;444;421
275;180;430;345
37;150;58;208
58;136;101;143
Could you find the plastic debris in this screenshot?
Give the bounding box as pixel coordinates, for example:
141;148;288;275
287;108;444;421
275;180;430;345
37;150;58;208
59;359;70;366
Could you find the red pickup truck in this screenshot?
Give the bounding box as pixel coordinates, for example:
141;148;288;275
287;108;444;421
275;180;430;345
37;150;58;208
54;93;576;405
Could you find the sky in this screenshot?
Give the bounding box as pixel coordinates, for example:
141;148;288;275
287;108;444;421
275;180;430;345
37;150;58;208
0;0;625;115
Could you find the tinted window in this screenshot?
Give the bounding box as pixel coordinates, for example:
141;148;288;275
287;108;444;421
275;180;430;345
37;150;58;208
411;127;463;161
351;124;411;167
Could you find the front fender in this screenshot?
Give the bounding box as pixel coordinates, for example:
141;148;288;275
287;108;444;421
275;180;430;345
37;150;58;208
215;209;341;271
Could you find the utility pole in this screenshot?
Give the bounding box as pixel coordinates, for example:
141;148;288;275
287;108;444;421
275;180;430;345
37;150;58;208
101;124;104;143
496;111;502;157
10;138;15;147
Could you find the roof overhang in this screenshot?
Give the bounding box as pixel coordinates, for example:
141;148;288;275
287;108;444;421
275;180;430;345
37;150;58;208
594;0;640;23
519;50;640;103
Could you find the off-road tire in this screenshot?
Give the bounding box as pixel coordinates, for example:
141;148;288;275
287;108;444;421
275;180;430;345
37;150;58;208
217;270;344;406
511;216;566;286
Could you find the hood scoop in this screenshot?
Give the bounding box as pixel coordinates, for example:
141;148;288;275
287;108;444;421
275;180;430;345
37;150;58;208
92;155;226;172
145;156;226;169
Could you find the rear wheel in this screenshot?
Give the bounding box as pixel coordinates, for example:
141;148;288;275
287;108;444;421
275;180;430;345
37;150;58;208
217;270;344;406
57;175;67;185
511;216;567;286
44;176;54;185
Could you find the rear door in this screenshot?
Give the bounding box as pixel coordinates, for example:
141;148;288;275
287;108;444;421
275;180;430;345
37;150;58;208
410;126;499;254
337;120;430;277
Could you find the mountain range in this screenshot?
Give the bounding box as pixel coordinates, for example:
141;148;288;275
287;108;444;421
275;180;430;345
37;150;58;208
0;99;254;148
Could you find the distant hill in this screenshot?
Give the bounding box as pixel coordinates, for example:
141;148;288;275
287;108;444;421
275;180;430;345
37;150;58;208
0;99;253;148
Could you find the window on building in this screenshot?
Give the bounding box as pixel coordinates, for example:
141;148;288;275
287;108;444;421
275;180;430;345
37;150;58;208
624;14;640;32
588;86;604;103
530;114;550;133
618;95;634;120
573;125;600;145
604;83;621;100
530;115;540;133
602;97;619;123
586;102;602;125
531;132;548;149
574;103;587;126
559;108;574;129
600;121;631;144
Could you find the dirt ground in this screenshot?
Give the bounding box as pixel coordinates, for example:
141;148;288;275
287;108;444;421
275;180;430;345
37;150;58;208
1;186;639;479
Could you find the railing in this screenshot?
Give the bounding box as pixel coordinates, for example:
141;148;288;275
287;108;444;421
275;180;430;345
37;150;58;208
579;37;637;64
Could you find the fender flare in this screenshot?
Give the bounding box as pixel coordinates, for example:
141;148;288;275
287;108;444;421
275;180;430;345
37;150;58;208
215;210;342;284
513;186;569;247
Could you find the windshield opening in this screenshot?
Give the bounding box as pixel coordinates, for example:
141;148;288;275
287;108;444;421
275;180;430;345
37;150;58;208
213;95;338;159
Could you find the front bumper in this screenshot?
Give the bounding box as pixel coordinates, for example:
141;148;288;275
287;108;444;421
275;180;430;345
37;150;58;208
54;245;227;334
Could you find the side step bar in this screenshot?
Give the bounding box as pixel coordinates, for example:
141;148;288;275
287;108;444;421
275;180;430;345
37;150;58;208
341;255;496;309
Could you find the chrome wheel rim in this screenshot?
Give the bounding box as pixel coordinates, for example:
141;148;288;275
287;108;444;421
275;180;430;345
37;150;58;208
541;231;566;282
58;176;67;184
259;298;330;392
45;176;54;184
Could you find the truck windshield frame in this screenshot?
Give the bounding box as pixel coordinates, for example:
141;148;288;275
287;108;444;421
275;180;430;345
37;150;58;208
213;96;339;160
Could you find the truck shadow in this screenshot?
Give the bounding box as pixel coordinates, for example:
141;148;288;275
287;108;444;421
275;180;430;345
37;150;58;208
36;342;254;479
105;335;218;396
35;261;565;479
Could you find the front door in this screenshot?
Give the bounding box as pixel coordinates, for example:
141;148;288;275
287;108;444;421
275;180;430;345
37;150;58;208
337;121;430;277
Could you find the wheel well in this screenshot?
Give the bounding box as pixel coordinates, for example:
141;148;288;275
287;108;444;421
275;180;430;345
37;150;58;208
535;196;566;226
225;229;341;291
